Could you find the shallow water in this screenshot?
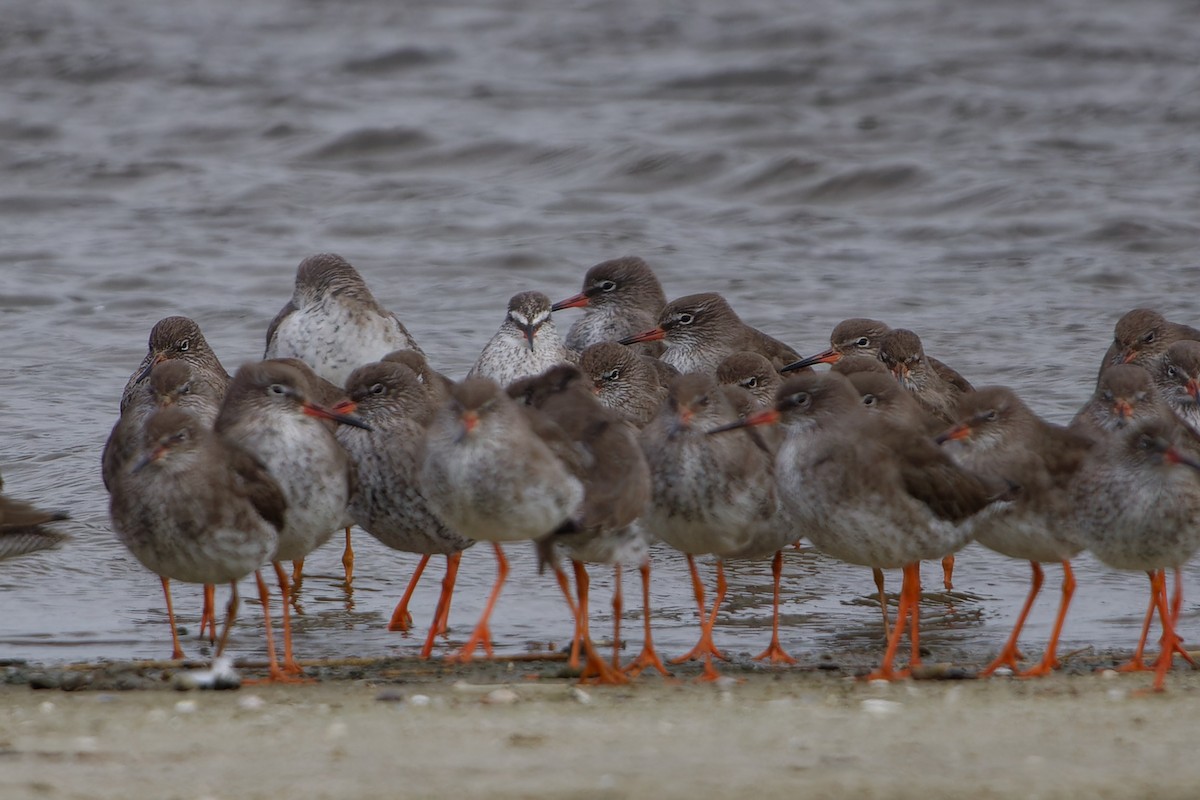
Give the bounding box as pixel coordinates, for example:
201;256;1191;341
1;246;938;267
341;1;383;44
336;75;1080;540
3;0;1200;667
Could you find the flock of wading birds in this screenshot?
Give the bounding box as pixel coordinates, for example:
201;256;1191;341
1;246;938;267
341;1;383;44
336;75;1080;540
6;254;1200;691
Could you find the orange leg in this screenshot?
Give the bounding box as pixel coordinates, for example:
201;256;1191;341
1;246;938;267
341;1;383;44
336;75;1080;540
273;562;306;676
251;569;290;683
1116;571;1158;673
342;527;354;586
160;576;184;661
214;580;239;657
552;561;582;669
612;563;623;670
941;554;955;591
433;552;461;638
574;561;627;685
1020;561;1075;678
980;561;1044;677
873;568;890;640
624;561;671;678
448;543;507;663
555;562;582;668
753;550;797;664
388;554;430;633
289;558;304;607
867;563;920;681
671;557;729;666
673;561;728;681
1152;569;1182;692
200;584;217;644
420;553;462;659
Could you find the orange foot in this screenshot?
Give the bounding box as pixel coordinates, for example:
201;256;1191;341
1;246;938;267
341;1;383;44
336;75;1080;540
695;654;723;683
979;647;1027;677
624;641;673;678
446;622;494;664
753;639;798;665
670;629;728;665
579;640;629;686
1017;656;1060;678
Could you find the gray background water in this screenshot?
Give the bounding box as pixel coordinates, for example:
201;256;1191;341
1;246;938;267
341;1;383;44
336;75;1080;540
3;0;1199;667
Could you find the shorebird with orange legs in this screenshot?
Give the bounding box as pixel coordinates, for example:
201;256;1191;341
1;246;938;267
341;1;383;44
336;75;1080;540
711;372;994;680
643;373;797;680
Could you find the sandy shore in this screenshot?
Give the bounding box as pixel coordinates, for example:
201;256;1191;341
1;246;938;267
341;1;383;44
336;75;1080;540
2;655;1199;800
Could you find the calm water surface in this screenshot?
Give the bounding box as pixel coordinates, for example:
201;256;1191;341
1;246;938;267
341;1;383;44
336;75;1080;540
3;0;1200;666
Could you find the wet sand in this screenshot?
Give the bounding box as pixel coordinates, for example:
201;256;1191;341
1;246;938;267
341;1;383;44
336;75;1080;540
3;655;1198;799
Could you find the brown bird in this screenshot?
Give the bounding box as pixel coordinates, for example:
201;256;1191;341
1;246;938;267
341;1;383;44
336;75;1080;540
468;291;576;388
1151;341;1200;435
552;256;668;355
1070;364;1168;441
938;387;1093;677
716;351;783;409
264;253;425;385
109;407;284;666
876;328;975;594
877;328;973;423
783;317;892;372
336;361;473;656
1071;418;1200;691
1097;308;1200;379
214;360;369;680
577;342;670;427
510;365;653;683
1067;364;1189;673
714;372;994;680
420;378;584;663
847;370;946;636
621;293;800;374
0;473;69;563
265;254;425;584
642;373;798;677
121;316;230;414
104;360;225;493
382;349;455;409
115;335;229;650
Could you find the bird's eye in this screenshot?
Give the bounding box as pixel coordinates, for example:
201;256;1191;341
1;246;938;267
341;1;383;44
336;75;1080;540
598;280;617;293
791;392;811;407
985;410;998;421
269;383;287;395
744;377;758;388
603;369;619;382
698;394;709;406
370;383;385;395
863;394;877;407
1167;366;1178;378
1101;390;1114;402
177;339;190;353
855;337;869;347
1143;331;1156;344
179;383;191;395
678;313;695;325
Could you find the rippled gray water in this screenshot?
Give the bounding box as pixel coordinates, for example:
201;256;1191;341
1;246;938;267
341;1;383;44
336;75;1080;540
3;0;1200;667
